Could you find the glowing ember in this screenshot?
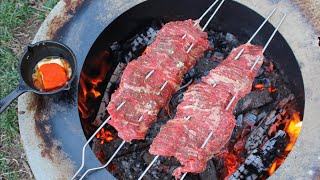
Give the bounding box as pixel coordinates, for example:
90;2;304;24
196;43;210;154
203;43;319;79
96;128;116;145
254;84;277;93
268;86;277;93
224;153;239;178
254;84;264;90
268;112;302;175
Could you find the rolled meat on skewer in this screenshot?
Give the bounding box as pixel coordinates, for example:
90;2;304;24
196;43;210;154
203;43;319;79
149;44;264;178
107;19;209;142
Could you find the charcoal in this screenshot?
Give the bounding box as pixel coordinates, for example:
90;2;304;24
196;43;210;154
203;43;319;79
121;161;130;169
131;27;159;52
212;51;224;61
222;47;231;53
143;151;156;165
262;78;271;88
206;50;213;58
124;52;134;63
186;68;196;78
234;89;273;114
256;111;268;123
199;160;218;180
245;111;278;153
218;32;225;40
245;113;257;126
194;57;220;74
244;93;293;154
225;33;235;42
209;38;215;49
236;114;244;127
255;68;264;77
110;42;121;51
225;33;239;46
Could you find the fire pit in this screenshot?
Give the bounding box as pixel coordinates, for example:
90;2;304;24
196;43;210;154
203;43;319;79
17;0;320;179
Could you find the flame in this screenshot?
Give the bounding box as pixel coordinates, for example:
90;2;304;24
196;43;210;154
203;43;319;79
268;112;302;175
284;113;302;151
78;50;111;119
96;128;116;145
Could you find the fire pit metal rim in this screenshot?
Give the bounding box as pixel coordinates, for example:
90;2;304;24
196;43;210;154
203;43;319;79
17;0;320;179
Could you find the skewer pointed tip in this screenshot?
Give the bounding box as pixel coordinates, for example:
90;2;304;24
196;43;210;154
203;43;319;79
246;7;277;44
262;12;287;53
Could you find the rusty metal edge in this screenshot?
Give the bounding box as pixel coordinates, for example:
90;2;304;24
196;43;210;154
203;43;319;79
18;1;86;179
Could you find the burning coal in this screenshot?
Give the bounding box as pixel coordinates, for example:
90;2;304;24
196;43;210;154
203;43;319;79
268;112;302;175
96;128;116;145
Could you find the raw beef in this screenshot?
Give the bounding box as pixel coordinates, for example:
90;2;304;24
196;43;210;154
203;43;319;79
107;19;209;142
149;44;264;178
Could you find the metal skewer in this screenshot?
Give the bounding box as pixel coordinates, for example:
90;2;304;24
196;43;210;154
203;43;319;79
145;70;155;80
201;0;226;32
72;117;110;179
138;155;160;180
251;13;287;71
180;13;287;180
182;0;220;39
79;141;126;180
73;1;223;179
138;0;226;178
71;101;126;180
234;8;277;60
187;0;226;53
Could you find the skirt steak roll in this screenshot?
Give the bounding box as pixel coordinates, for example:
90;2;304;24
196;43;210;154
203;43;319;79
107;19;209;142
149;44;264;178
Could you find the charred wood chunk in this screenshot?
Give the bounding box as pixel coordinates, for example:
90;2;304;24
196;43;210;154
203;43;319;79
234;89;273;115
229;131;288;180
245;111;277;153
261;130;288;165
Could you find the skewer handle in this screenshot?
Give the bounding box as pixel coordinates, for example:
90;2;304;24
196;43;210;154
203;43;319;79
79;140;126;180
71;116;112;180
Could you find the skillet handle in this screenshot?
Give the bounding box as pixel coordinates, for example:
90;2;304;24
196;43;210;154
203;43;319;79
0;86;26;114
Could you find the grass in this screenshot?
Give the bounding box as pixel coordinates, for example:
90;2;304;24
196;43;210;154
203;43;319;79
0;0;59;179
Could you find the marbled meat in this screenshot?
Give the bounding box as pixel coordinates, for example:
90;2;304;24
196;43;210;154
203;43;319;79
149;44;264;178
107;19;209;142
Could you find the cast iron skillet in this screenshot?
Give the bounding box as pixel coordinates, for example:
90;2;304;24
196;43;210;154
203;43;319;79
0;40;77;113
